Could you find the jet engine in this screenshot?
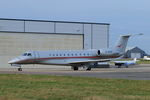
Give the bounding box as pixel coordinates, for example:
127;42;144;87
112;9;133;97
97;49;105;56
97;50;101;56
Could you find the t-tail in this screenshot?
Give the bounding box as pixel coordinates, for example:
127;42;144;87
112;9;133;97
114;33;143;54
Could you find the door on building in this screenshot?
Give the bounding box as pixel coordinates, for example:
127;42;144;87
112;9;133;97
131;53;141;58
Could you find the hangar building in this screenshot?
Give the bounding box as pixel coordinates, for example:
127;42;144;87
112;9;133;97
0;18;109;68
124;47;148;58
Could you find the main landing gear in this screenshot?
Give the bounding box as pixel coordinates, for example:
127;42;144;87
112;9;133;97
117;65;121;68
71;66;91;71
86;67;91;71
73;66;79;70
18;67;22;71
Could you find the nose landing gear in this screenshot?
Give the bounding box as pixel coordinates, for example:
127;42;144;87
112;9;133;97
10;64;22;71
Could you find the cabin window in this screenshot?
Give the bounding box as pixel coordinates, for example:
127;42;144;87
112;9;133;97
56;54;58;56
71;54;73;56
60;54;62;56
64;54;65;56
67;54;69;56
49;54;51;56
53;54;55;56
75;54;77;56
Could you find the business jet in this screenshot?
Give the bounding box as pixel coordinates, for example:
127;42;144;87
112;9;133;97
113;58;138;68
8;33;142;71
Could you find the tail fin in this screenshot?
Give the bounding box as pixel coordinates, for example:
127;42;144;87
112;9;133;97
114;34;131;53
114;33;143;54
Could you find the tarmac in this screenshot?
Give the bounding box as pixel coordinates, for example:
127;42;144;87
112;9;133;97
0;64;150;80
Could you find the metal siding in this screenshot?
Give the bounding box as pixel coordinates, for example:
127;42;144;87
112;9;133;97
25;21;55;33
107;25;110;48
0;32;83;68
83;24;92;49
56;23;83;34
0;20;24;32
131;53;141;58
92;25;108;49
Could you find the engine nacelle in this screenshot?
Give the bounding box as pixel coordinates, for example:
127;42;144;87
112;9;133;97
97;49;118;56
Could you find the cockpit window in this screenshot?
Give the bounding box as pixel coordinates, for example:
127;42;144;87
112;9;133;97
22;53;27;56
27;53;32;56
22;53;32;56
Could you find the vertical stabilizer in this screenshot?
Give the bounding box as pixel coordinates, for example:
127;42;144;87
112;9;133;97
114;33;143;54
114;35;131;53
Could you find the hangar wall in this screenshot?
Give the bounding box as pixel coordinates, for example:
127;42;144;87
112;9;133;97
0;18;109;68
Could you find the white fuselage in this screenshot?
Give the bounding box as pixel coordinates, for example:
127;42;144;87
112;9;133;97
9;49;121;66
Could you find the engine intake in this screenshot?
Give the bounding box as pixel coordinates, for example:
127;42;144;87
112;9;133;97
97;50;101;56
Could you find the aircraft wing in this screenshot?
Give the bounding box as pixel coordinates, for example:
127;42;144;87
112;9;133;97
67;59;111;64
113;61;127;66
113;61;127;63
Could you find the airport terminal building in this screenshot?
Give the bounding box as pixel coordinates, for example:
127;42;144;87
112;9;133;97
0;18;110;68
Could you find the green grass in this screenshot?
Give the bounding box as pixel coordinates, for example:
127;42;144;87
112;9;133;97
137;60;150;64
0;74;150;100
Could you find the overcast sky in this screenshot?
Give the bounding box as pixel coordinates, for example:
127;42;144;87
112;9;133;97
0;0;150;54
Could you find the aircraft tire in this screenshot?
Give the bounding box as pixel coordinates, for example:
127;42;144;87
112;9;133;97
118;66;121;68
73;67;78;71
86;67;91;71
18;68;22;71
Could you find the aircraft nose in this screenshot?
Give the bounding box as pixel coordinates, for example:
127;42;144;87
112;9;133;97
8;58;20;64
